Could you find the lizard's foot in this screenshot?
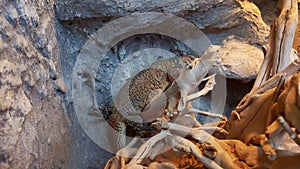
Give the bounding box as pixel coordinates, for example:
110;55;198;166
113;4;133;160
166;110;174;117
166;110;178;118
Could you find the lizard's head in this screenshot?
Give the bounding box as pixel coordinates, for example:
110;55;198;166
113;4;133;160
180;55;197;69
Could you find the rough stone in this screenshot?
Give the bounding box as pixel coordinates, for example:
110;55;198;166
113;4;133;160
56;0;271;45
211;37;299;82
0;1;71;169
211;37;264;82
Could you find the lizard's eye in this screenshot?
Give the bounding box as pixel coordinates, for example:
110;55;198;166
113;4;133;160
182;55;197;69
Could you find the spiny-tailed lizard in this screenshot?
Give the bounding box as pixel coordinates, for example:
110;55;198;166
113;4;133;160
102;56;196;149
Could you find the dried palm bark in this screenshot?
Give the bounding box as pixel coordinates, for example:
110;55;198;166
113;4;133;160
225;0;299;160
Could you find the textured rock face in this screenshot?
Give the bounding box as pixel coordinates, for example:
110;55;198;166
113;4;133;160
55;0;277;87
0;1;70;169
56;0;270;45
210;37;264;82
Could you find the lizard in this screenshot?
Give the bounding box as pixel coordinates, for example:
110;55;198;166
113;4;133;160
102;55;197;149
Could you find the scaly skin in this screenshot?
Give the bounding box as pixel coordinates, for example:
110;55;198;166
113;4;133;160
103;56;196;149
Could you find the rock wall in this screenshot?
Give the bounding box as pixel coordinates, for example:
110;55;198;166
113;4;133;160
56;0;271;44
0;1;70;169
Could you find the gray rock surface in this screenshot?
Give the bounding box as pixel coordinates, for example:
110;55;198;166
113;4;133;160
56;0;270;45
55;1;277;95
0;1;71;169
211;37;264;82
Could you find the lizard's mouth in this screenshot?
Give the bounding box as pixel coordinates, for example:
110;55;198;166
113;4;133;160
181;55;197;69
